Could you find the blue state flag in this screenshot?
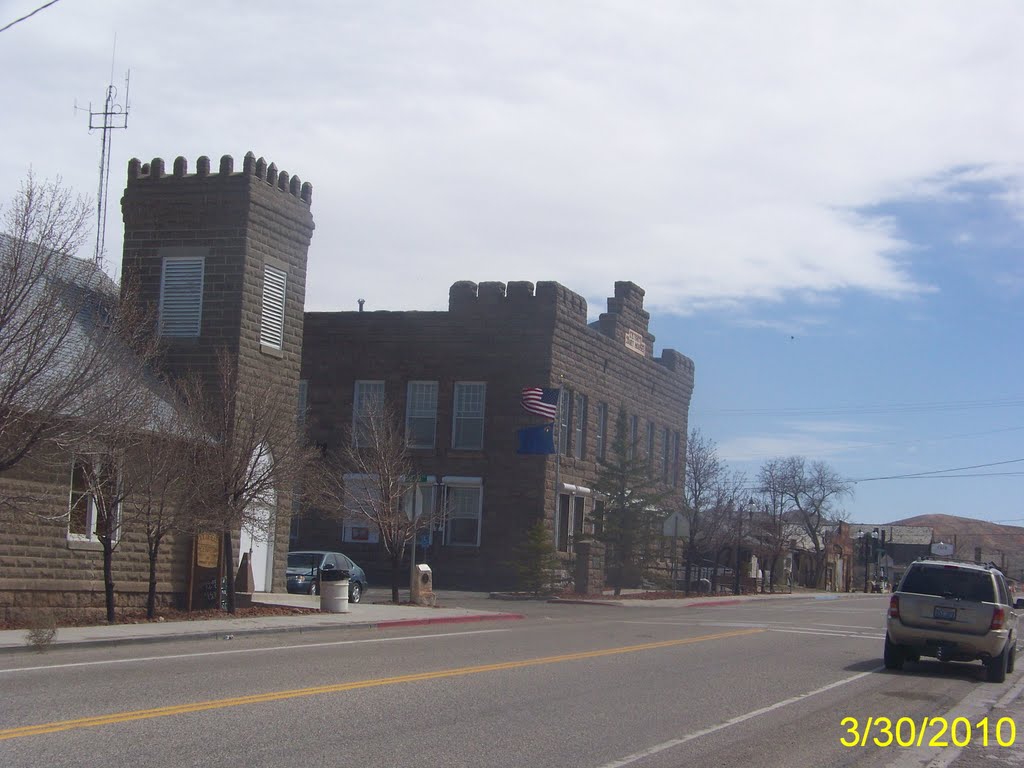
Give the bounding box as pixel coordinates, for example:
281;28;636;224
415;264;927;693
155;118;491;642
517;423;555;455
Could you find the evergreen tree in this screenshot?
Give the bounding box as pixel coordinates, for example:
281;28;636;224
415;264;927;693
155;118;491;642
512;518;561;596
591;407;669;595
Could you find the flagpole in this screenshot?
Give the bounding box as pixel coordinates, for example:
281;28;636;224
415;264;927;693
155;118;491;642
553;387;563;547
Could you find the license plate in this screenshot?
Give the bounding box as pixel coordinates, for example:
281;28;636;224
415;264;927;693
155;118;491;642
934;606;956;621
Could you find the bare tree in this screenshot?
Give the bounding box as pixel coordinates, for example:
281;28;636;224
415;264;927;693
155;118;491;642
184;351;315;613
0;173;103;475
317;397;433;603
754;457;795;592
780;456;852;588
681;428;726;595
124;400;201;619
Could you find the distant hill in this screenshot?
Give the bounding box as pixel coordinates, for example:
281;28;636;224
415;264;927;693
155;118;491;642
887;514;1024;579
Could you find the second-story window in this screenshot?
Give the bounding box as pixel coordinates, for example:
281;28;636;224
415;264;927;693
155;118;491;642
559;390;572;456
159;254;204;337
452;382;485;450
573;393;587;459
628;415;638;460
406;381;438;449
662;427;671;483
259;265;287;349
595;402;607;462
352;380;384;447
647;421;655;475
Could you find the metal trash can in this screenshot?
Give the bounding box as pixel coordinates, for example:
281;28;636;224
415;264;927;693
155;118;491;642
320;568;351;613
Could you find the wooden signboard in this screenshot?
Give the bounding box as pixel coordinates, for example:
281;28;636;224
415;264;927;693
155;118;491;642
187;532;223;611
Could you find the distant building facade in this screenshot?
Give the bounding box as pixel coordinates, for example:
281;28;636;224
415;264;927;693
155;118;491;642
296;280;695;590
849;523;933;590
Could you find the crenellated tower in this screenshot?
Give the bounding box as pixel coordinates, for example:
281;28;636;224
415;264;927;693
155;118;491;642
120;151;315;592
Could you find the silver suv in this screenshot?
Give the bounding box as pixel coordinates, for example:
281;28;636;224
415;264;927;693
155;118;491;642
885;559;1022;683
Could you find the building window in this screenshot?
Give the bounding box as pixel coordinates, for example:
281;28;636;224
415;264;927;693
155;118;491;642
647;422;655;475
559;390;571;455
673;431;681;487
260;265;287;349
352;380;385;447
158;255;204;337
452;382;485;450
297;379;308;433
595;402;607;462
662;427;671;483
445;480;482;546
573;393;587;459
628;415;638;460
406;381;438;449
68;457;119;542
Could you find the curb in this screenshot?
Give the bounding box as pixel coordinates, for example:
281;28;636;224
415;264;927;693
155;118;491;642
0;611;526;656
546;598;624;607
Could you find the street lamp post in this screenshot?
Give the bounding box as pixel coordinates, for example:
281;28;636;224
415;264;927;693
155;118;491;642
860;529;878;593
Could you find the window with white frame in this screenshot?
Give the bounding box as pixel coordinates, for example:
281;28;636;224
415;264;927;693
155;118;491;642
260;264;287;349
341;473;380;544
444;479;482;546
406;381;438;449
573;393;587;459
452;382;485;450
559;390;571;455
68;457;120;542
158;254;204;337
352;380;385;447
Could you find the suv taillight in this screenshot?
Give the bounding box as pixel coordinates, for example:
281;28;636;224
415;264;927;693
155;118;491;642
991;607;1006;630
888;595;900;619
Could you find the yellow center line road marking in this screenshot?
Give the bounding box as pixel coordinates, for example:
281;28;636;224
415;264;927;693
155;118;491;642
0;628;762;741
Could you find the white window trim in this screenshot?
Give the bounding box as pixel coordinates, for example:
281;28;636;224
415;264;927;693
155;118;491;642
405;380;438;449
441;476;482;547
67;457;121;543
352;380;385;447
452;381;486;451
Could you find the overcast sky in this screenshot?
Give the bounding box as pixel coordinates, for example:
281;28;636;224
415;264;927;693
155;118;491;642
3;1;1023;528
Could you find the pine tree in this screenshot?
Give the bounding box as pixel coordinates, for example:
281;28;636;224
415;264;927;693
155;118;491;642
512;518;561;596
591;407;669;595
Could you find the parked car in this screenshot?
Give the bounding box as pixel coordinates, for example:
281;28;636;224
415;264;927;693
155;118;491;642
885;558;1023;683
286;551;368;603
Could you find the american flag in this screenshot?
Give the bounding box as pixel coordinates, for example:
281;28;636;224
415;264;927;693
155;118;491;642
521;387;560;420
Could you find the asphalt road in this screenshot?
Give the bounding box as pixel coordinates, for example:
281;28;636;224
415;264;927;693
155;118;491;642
1;594;1020;768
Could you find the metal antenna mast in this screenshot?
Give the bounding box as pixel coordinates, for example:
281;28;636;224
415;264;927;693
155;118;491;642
79;46;130;265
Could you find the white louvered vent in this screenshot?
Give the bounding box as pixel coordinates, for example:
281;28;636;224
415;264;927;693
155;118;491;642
159;256;204;337
260;265;287;349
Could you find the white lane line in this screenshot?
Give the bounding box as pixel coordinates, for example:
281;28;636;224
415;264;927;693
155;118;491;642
593;666;883;768
0;628;510;675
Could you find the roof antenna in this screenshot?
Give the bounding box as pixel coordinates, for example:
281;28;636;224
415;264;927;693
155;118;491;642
76;36;130;266
358;299;365;312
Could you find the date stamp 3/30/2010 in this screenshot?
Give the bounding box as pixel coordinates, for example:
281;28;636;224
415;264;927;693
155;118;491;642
840;717;1017;748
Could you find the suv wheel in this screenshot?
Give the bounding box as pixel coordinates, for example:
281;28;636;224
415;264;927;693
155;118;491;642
987;645;1009;683
884;634;905;671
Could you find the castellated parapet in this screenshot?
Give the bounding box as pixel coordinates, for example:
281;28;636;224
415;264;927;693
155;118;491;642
127;151;313;204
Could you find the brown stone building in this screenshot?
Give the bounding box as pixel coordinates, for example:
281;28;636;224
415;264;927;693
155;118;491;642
0;151;314;622
296;279;694;590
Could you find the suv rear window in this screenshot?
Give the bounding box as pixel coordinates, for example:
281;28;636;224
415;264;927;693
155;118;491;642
900;566;995;602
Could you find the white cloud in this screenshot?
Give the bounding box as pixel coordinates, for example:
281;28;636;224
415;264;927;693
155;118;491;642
3;1;1024;315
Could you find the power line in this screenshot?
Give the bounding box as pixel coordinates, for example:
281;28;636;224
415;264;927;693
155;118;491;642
700;396;1024;418
851;458;1024;483
0;0;63;34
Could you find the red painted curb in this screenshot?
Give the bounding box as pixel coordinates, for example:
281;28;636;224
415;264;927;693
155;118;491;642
374;612;526;629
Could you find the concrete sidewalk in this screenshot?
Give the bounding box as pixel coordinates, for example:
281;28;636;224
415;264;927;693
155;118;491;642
0;592;524;655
